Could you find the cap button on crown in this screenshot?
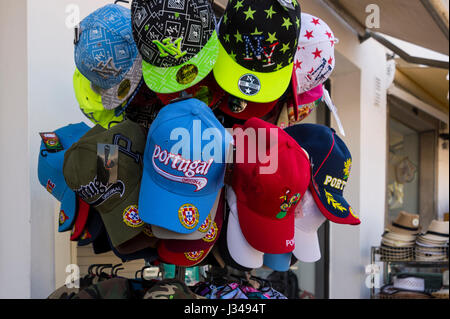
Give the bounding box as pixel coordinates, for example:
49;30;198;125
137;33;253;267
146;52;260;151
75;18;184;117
191;107;200;116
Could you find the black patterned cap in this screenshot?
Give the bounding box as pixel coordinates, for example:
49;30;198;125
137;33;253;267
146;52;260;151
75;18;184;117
218;0;301;73
131;0;217;68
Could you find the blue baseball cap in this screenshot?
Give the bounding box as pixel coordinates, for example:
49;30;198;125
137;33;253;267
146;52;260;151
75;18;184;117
284;124;360;225
38;122;91;232
74;4;143;110
263;253;293;272
139;98;232;234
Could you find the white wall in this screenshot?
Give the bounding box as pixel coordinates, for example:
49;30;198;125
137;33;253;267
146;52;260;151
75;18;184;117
437;129;449;219
301;1;388;299
0;0;31;299
27;0;123;298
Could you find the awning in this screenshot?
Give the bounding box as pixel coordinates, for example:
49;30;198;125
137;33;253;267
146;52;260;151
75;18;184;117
321;0;449;56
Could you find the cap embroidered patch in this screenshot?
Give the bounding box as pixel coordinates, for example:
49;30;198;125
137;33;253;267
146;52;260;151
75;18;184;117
178;204;200;230
343;159;352;180
324;190;347;213
46;180;55;194
123;205;144;228
59;210;69;226
198;214;212;233
202;221;218;243
80;229;92;241
184;250;205;262
277;190;301;219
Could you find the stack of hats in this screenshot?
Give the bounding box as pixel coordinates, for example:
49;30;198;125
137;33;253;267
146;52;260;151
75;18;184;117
219;122;360;272
380;211;420;261
379;275;433;299
415;220;449;261
38;0;359;275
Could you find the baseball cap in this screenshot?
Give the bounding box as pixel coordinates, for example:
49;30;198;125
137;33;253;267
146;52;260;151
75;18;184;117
138;98;232;234
263;253;293;272
231;118;311;254
131;0;219;94
291;82;323;123
226;186;264;269
78;208;104;246
293;188;326;262
38;122;91;232
162;188;224;252
63;120;154;248
70;197;91;241
151;188;222;240
73;68;125;129
284;124;360;225
124;83;165;131
213;0;301;103
157;241;213;267
294;13;336;94
74;4;143;110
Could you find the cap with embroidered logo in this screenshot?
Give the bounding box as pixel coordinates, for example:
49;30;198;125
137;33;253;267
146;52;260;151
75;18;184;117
74;4;143;110
131;0;219;94
284;124;360;225
138;98;233;234
151;188;222;240
213;0;301;103
73;68;125;129
38;122;91;232
63;120;155;251
293;13;336;95
231;118;311;254
162;188;224;252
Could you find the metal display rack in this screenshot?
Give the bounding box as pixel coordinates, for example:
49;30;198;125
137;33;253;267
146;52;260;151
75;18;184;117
370;246;449;299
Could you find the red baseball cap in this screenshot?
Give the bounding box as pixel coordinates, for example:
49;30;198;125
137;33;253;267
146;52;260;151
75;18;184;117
70;197;90;241
157;241;213;267
162;189;225;253
231;118;311;254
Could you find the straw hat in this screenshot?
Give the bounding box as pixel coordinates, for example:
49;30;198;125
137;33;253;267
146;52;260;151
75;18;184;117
387;211;420;235
421;220;449;243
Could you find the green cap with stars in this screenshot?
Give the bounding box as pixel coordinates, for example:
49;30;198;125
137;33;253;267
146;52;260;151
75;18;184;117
213;0;301;103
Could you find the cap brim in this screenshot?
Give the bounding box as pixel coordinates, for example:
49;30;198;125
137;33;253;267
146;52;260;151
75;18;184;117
142;32;219;94
99;55;143;110
213;41;293;103
263;253;292;272
310;182;361;225
138;167;219;234
157;241;212;267
115;231;159;255
293;228;321;263
227;207;264;269
58;189;77;232
236;199;296;254
70;198;91;241
163;190;224;253
99;183;145;248
151;188;223;240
